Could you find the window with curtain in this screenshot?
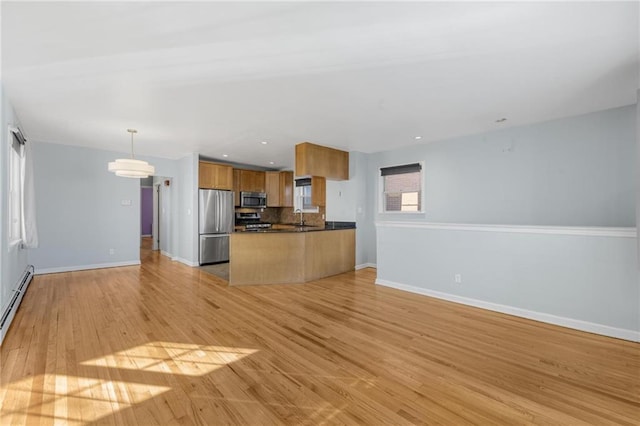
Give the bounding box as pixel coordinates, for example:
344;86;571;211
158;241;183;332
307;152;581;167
8;126;38;249
380;163;423;213
8;131;23;244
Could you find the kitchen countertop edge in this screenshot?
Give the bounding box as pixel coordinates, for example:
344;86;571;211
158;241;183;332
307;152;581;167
234;223;356;234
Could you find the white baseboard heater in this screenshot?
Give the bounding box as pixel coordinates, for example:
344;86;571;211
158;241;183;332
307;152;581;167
0;265;35;345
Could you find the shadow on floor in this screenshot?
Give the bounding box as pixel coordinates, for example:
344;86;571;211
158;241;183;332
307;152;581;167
200;262;229;281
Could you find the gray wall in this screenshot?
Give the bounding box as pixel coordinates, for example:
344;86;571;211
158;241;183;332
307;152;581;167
325;151;371;266
176;153;199;265
363;105;637;265
0;85;29;317
326;157;357;222
637;90;640;267
368;104;638;338
372;105;636;226
27;141;198;272
636;91;639;334
377;225;638;334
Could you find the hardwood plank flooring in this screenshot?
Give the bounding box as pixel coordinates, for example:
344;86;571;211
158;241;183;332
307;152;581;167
1;245;638;424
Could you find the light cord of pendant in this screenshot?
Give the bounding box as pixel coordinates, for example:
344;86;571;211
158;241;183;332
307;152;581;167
127;129;138;159
130;131;135;159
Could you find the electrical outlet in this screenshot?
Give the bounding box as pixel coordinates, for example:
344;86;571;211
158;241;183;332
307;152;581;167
454;274;462;284
109;248;115;255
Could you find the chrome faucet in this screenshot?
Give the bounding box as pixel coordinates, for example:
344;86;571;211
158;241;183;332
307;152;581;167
294;209;304;226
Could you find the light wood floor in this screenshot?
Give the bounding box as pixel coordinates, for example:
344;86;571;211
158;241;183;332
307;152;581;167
1;246;638;425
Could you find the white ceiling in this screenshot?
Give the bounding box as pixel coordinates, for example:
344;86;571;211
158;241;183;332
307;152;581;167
2;2;638;168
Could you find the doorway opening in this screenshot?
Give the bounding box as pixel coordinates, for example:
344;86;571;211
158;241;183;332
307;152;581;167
140;176;172;262
140;177;153;253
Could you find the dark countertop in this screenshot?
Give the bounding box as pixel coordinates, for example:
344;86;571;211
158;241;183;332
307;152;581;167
324;221;357;230
235;221;356;234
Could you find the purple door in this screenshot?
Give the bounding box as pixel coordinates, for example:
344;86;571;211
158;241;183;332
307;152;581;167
141;187;153;236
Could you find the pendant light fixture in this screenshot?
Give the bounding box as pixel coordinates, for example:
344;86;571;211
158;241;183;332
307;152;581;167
108;129;155;178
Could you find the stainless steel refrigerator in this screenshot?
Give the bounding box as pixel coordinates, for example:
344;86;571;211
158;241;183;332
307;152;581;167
199;189;234;265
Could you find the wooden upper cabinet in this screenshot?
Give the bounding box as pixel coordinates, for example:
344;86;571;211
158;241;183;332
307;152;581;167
265;172;280;207
266;171;293;207
311;176;326;207
280;171;294;207
233;169;266;206
233;169;241;206
239;170;266;193
295;142;349;180
199;161;233;190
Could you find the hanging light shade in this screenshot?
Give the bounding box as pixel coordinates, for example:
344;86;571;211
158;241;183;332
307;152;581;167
108;129;155;178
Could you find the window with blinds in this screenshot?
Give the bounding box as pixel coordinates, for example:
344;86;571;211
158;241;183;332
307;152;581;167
294;178;319;213
380;163;423;213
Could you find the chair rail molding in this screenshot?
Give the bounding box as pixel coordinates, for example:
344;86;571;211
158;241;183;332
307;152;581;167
375;221;637;238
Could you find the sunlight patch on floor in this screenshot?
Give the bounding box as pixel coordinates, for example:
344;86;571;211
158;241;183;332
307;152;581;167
2;342;259;424
2;374;171;425
81;341;258;376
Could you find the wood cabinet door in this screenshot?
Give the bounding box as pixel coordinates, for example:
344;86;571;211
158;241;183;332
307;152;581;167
199;162;214;188
240;170;266;192
265;172;281;207
295;142;349;180
214;164;234;190
280;171;293;207
199;162;233;190
233;169;241;206
311;176;326;207
333;150;349;180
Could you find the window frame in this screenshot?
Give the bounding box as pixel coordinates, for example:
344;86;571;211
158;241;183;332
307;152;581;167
378;161;425;214
293;184;319;214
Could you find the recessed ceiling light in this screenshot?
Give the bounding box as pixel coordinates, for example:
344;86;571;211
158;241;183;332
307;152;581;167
495;118;507;123
269;161;275;165
222;154;228;158
415;136;422;140
261;141;268;145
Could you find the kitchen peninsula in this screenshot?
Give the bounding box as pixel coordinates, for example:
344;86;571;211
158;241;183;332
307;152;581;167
229;223;355;285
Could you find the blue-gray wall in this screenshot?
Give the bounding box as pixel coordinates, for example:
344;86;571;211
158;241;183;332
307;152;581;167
325;151;372;266
361;105;637;265
376;224;638;337
374;105;636;227
366;104;638;339
27;142;197;272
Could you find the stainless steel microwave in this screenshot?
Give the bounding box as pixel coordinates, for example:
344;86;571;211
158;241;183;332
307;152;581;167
240;191;267;208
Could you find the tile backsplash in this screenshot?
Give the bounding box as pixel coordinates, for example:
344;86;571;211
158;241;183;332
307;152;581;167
255;207;325;227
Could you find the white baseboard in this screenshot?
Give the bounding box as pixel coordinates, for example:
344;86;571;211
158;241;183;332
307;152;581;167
355;263;377;270
141;234;152;237
172;257;199;267
35;260;141;275
160;250;172;258
375;278;640;343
